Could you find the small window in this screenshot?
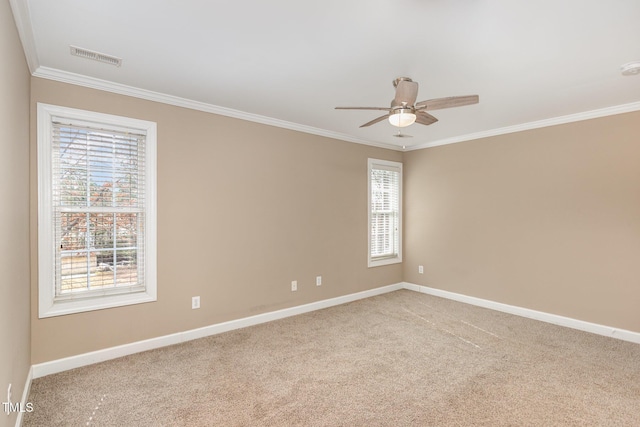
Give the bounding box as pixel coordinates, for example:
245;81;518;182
368;158;402;267
37;103;157;318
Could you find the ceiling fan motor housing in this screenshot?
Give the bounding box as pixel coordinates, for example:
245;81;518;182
391;99;413;109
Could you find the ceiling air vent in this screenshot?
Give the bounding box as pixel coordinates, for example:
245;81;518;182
70;46;122;67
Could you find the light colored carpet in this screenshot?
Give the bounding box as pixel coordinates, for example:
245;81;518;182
24;290;640;426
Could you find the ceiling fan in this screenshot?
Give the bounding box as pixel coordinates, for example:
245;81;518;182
335;77;479;129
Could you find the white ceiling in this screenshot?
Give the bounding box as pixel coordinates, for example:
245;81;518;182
11;0;640;150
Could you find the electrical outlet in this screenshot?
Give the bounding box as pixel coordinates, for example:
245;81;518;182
418;265;424;274
316;276;322;286
192;296;200;309
291;280;297;291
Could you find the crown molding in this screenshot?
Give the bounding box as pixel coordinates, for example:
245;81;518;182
32;66;402;151
30;67;640;154
9;0;39;73
405;101;640;151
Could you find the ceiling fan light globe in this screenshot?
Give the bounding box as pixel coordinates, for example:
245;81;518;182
388;110;416;127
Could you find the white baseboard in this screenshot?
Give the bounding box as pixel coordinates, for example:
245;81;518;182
14;367;32;427
30;281;640;381
31;283;404;379
402;282;640;345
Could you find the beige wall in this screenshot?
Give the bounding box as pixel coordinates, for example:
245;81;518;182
30;78;403;364
0;0;31;425
404;112;640;333
22;39;640;367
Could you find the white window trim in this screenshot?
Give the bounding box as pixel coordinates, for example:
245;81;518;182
37;103;157;318
368;158;402;268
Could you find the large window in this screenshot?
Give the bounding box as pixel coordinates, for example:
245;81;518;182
368;158;402;267
37;103;157;318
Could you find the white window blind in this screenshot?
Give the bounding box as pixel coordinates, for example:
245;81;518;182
368;159;402;267
38;103;157;318
52;120;146;298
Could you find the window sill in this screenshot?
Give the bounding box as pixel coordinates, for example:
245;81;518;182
39;290;156;318
368;256;402;268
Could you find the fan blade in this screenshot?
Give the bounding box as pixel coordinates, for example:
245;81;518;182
359;114;389;128
415;111;438;126
335;107;390;111
415;95;479;111
394;80;419;106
